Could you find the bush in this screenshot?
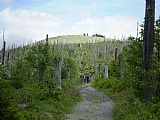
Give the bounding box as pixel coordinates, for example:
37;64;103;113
0;79;19;120
93;78;160;120
94;77;124;92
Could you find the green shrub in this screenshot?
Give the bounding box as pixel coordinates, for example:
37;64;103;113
93;78;160;120
0;79;19;120
94;77;124;92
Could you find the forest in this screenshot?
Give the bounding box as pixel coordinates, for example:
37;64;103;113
0;0;160;120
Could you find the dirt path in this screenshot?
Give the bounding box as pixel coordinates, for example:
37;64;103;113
66;84;114;120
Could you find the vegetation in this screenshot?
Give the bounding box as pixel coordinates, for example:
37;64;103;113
93;78;160;120
0;77;81;120
0;33;126;119
0;1;159;119
0;40;82;120
93;16;160;119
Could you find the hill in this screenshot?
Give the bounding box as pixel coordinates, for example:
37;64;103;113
41;35;111;44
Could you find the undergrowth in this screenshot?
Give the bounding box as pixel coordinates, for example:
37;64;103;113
93;78;160;120
0;78;81;120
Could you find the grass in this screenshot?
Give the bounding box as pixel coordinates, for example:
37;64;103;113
0;78;82;120
93;78;160;120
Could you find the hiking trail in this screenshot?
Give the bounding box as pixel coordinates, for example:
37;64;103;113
66;84;114;120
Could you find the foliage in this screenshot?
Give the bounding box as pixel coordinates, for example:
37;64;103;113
108;60;119;78
122;37;144;98
13;79;81;120
93;78;160;120
93;78;124;92
0;33;144;119
0;40;82;120
0;74;81;120
25;43;52;82
0;79;19;120
62;58;77;79
93;18;160;119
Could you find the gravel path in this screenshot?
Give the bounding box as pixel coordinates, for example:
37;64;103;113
66;84;114;120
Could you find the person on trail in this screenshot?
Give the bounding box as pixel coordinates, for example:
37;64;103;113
80;75;84;83
86;75;89;83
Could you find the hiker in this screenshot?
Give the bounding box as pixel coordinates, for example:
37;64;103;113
80;75;84;83
84;75;89;83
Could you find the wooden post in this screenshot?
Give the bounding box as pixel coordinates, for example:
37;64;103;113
103;64;108;80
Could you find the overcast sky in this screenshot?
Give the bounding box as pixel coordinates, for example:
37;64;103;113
0;0;160;48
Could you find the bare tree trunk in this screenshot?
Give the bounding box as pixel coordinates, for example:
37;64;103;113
105;44;108;57
157;30;160;62
68;68;71;80
103;64;108;80
143;0;155;102
46;34;48;43
2;41;6;65
115;48;118;61
57;59;62;89
6;51;10;65
118;54;123;78
98;64;101;78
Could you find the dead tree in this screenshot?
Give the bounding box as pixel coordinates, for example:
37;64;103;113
46;34;48;43
53;58;62;89
115;48;118;61
143;0;155;102
2;41;6;65
97;64;101;78
103;64;108;80
6;50;10;64
118;54;123;78
57;59;62;89
105;44;108;57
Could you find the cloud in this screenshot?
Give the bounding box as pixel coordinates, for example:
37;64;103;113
0;8;138;48
72;16;137;38
0;8;63;47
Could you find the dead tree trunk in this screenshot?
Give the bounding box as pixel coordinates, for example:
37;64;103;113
53;58;62;89
118;54;123;78
57;59;62;89
115;48;118;61
105;44;108;57
2;41;6;65
155;19;160;62
143;0;155;102
68;68;71;80
46;34;48;43
98;64;101;78
103;64;108;80
6;51;10;64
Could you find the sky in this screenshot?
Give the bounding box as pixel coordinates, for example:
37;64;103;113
0;0;160;48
